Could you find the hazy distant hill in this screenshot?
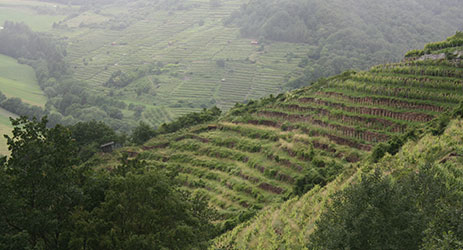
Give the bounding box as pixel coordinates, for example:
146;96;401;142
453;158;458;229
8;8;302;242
0;0;462;133
227;0;463;88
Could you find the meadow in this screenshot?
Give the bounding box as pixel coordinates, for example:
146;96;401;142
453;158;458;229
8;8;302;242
0;54;46;155
0;0;65;31
0;54;47;107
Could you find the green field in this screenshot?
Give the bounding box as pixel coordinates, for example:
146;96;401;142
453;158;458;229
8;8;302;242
0;0;310;127
0;54;46;155
0;54;47;107
2;0;461;133
0;0;66;32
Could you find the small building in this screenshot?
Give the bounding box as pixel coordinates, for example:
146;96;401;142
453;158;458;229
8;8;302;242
251;40;259;45
0;26;4;30
101;141;118;153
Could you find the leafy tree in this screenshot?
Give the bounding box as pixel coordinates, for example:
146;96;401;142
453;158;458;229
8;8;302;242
131;121;157;145
68;120;126;162
309;164;463;249
0;118;219;249
73;159;218;250
309;169;424;250
0;117;81;249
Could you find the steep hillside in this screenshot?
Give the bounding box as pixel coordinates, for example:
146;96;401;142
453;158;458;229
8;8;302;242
213;118;463;249
95;33;463;238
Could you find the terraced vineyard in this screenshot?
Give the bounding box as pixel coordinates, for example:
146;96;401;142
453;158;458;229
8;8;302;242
94;33;463;245
213;118;463;249
54;0;310;119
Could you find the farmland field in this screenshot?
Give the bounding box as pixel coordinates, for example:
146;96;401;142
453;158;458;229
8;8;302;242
0;54;47;107
0;54;46;155
0;0;65;32
54;0;310;120
0;0;312;128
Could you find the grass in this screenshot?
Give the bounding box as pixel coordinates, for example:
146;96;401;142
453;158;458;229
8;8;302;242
0;54;47;107
0;1;65;32
0;54;46;155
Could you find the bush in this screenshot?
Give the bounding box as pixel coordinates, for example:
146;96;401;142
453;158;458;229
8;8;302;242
131;121;157;145
309;169;424;250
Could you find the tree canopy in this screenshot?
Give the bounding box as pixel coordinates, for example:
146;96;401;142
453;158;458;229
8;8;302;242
0;117;218;249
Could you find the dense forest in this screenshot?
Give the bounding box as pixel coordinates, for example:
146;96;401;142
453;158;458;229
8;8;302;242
226;0;463;88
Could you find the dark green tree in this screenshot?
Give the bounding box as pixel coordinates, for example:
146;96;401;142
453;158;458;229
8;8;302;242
73;159;218;250
69;120;125;163
0;117;81;249
131;121;157;145
309;169;424;250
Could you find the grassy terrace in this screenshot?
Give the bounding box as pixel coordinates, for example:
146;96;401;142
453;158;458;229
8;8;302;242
213;118;463;249
210;35;463;249
92;35;463;228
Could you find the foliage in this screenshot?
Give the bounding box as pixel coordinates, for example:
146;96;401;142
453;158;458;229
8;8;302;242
0;22;66;77
158;106;221;134
131;121;157;145
309;164;463;250
309;169;424;249
68;120;126;162
0;22;132;132
0;117;218;249
0;91;46;120
78;159;219;250
0;117;80;249
293;168;325;196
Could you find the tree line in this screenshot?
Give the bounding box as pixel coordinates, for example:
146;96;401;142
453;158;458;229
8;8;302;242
0;117;219;250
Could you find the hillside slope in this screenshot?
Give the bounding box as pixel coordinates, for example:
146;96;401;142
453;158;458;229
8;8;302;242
3;0;463;132
94;33;463;240
213;117;463;249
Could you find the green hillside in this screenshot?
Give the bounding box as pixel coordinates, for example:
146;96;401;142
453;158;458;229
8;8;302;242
0;0;65;32
53;0;463;125
2;0;463;133
1;24;463;250
92;33;463;245
213;118;463;249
